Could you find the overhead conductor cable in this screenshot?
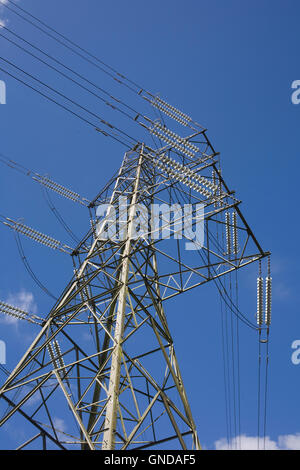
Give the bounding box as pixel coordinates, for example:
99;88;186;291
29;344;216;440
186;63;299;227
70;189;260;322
0;0;204;132
0;152;90;206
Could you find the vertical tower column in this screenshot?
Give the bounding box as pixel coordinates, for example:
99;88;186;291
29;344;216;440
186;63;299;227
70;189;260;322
102;147;144;450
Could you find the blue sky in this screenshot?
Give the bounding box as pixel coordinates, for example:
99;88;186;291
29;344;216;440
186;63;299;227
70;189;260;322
0;0;300;450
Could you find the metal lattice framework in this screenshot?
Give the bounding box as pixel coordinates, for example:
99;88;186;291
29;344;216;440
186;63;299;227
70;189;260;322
0;0;273;451
0;130;269;449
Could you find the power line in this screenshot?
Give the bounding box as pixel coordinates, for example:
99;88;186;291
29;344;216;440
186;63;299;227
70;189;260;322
235;270;241;449
0;0;139;94
0;54;138;146
0;0;202;132
257;329;262;449
0;152;91;207
220;293;230;448
0;25;145;120
2;0;143;91
41;187;80;245
229;272;237;448
263;335;270;450
0;1;271;450
14;230;58;301
0;63;132;149
0;27;172;151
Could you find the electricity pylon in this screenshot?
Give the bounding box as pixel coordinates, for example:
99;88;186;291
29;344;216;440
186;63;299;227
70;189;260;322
0;135;269;450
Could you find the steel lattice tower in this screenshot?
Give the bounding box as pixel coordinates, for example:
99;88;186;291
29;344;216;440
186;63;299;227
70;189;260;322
0;130;269;449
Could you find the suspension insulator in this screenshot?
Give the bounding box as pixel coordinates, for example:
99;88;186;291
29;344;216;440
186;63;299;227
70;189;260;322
0;300;37;324
256;277;263;325
265;276;272;325
53;340;69;384
232;211;238;255
218;171;223;207
47;343;58;369
212;170;216;187
83;283;90;300
212;170;218;207
225;212;231;255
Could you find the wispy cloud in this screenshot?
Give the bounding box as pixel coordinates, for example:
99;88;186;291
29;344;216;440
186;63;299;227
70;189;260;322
53;417;67;439
0;0;8;29
0;0;17;28
215;433;300;450
53;417;66;432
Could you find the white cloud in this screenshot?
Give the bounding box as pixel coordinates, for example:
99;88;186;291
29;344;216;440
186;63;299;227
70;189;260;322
53;417;66;432
7;289;37;312
53;417;67;439
0;289;37;325
215;433;300;450
0;0;12;28
215;435;278;450
278;433;300;450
